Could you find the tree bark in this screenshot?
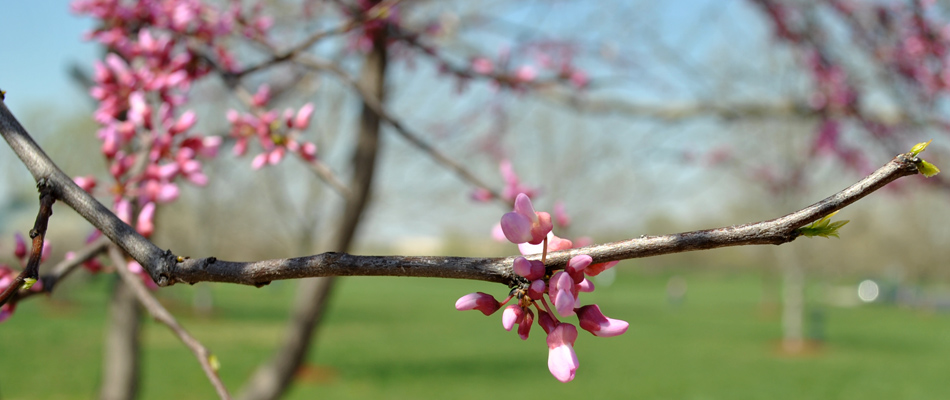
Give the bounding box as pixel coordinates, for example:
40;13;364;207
100;277;142;400
238;30;387;400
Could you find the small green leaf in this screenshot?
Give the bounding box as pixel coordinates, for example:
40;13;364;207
918;160;941;177
21;277;37;290
799;211;850;239
910;139;933;157
208;354;220;372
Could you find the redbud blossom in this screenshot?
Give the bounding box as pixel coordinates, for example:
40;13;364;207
528;279;546;299
500;193;553;245
577;305;629;338
137;202;156;237
455;292;501;316
293;103;315;130
549;271;577;317
566;254;592;283
502;305;523;331
512;257;545;281
518;308;534;340
584;261;619;276
14;233;26;260
547;323;579;382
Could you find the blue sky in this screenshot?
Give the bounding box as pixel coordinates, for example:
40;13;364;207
0;1;98;114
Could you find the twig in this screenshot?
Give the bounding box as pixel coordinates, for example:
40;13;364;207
0;180;56;307
15;236;111;302
107;245;231;400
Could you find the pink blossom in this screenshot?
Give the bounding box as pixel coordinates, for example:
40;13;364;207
528;279;546;300
518;308;534;340
515;65;537;82
73;176;98;193
512;256;545;281
137;202;156;237
14;232;26;260
566;254;592;283
518;232;572;255
585;260;620;276
471;57;494;74
500;193;553;245
547;323;579;382
502;305;522;331
251;84;271;107
577;305;629;337
549;271;577;317
293;103;315;130
455;292;501;316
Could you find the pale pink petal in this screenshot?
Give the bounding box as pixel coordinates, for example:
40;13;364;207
294;103;315;130
577;304;628;337
547;323;579;382
502;305;522;331
251;153;268;169
137;202;156;237
500;212;533;244
455;292;500;316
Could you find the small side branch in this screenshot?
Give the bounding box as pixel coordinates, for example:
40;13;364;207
107;246;231;400
0;180;56;307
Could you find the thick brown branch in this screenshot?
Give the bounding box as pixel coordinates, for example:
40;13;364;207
107;246;231;400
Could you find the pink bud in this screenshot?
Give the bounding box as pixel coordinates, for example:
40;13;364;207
169;110;197;135
518;308;534;340
294;103;315;130
73;176;97;193
299;142;317;161
567;255;592;283
546;323;579;382
577;304;629;337
137;202;156;237
251;84;271;107
14;232;27;260
529;279;546;300
585;261;619;276
251;153;268;169
502;305;522;331
455;292;501;316
515;65;537;82
471;57;494;74
537;309;557;334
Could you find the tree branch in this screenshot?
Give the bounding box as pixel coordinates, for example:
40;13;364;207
107;245;231;400
0;95;925;289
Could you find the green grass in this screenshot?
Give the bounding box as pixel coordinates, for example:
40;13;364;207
2;270;949;399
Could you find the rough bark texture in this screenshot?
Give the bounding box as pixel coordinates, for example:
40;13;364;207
238;32;387;400
99;277;142;400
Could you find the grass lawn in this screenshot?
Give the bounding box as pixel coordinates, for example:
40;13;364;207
1;268;948;399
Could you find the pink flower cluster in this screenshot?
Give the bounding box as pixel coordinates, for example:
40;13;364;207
73;0;268;238
227;84;318;169
456;193;626;382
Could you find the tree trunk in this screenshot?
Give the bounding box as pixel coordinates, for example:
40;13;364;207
100;277;142;400
238;31;388;400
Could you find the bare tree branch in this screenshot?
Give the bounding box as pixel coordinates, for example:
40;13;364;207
0;95;925;289
107;245;231;400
